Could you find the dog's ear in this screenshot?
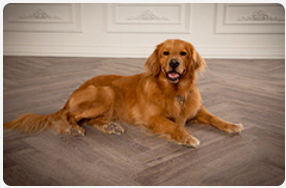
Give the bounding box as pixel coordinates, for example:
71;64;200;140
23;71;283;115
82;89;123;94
144;47;160;76
188;43;206;73
191;49;206;72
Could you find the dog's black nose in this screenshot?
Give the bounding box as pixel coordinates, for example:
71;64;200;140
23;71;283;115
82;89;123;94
169;59;180;68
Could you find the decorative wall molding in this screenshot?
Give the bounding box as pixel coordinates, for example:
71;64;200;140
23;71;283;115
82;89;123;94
3;3;82;32
127;10;170;21
19;9;62;20
236;10;285;22
107;4;191;33
4;44;285;59
216;3;285;33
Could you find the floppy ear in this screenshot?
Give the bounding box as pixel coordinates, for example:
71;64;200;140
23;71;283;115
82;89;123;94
144;47;160;76
191;49;206;72
190;47;206;73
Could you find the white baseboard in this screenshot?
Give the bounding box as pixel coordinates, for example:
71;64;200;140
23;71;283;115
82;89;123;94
3;44;285;59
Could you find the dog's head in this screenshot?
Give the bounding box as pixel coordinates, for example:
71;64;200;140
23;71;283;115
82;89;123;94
144;39;205;84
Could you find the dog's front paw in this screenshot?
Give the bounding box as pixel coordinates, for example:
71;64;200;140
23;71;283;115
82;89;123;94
182;135;200;148
223;123;244;134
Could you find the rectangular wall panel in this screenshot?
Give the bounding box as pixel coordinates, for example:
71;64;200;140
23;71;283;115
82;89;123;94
106;4;191;33
216;3;285;33
3;3;82;33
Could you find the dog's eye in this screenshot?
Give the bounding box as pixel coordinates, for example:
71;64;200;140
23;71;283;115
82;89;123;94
180;51;186;56
163;51;169;56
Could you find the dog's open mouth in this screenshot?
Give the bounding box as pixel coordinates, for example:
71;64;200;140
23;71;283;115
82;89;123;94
166;71;181;82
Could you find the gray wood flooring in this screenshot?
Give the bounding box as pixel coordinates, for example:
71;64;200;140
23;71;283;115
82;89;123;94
3;56;285;186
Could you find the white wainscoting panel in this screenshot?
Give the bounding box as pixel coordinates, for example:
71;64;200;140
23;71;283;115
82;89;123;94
3;3;82;33
3;3;285;59
107;4;191;33
216;3;285;34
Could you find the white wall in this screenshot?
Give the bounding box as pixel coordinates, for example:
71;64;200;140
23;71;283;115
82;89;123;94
3;3;285;59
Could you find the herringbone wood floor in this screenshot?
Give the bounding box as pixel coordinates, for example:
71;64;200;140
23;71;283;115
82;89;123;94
3;57;285;186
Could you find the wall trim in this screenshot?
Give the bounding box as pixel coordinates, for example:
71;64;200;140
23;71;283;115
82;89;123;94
216;4;285;34
106;3;191;34
4;4;82;33
3;44;285;59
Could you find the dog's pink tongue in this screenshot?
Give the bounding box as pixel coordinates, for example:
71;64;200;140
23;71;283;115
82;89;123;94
168;72;179;78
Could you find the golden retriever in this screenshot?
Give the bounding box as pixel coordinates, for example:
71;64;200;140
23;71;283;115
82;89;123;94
4;39;243;148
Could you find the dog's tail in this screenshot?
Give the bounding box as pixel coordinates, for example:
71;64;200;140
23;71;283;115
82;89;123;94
4;109;66;133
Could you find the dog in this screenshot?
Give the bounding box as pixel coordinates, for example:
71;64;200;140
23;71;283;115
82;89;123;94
4;39;243;148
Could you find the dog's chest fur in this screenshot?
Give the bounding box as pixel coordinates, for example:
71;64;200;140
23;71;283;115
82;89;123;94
165;88;201;126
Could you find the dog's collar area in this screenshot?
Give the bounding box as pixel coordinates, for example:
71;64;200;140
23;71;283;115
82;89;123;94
176;95;185;107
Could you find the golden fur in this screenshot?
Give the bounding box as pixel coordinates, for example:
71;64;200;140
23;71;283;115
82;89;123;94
4;39;243;148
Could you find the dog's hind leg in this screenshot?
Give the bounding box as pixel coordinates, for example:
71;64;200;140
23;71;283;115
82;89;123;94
85;117;125;135
65;85;118;136
65;112;86;137
52;111;86;136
